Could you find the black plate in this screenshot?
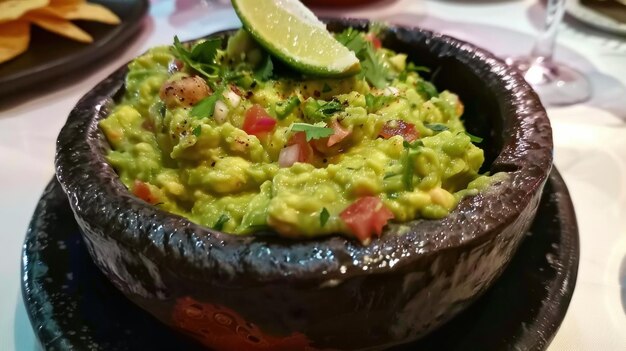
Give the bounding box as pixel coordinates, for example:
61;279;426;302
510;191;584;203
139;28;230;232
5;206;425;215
0;0;148;97
21;170;578;351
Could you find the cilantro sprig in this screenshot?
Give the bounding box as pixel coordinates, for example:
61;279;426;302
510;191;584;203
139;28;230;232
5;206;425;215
190;86;225;118
320;208;330;227
290;122;334;141
303;98;343;122
401;140;423;190
336;28;390;88
365;93;393;113
275;96;301;120
212;214;229;231
172;37;221;86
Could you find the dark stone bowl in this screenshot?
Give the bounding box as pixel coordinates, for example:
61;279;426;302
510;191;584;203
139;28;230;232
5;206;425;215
55;19;553;351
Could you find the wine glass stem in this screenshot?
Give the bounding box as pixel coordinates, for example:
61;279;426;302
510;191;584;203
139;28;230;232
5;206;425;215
530;0;566;63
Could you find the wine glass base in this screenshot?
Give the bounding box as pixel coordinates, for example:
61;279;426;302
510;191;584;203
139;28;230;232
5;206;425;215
505;56;591;107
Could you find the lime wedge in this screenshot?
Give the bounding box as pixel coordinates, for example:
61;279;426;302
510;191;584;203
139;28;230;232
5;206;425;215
232;0;361;77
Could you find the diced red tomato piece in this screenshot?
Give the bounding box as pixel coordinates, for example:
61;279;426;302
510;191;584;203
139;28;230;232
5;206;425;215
132;180;159;204
327;119;351;147
340;196;394;244
379;120;419;142
364;33;382;49
287;131;313;163
242;104;276;136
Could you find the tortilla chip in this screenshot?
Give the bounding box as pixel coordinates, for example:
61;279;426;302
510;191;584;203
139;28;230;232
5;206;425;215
0;0;49;23
26;14;93;43
41;3;121;25
0;21;31;64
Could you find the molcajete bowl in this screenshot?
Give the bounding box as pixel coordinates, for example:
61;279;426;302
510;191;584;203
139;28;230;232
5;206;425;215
55;19;552;351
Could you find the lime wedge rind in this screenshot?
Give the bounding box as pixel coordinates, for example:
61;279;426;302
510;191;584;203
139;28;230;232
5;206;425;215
232;0;360;77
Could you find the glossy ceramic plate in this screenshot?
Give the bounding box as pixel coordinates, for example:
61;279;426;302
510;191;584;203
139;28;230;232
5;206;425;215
21;169;578;350
0;0;149;97
566;0;626;36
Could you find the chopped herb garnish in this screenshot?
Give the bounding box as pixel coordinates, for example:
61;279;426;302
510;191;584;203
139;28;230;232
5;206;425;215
401;140;423;190
425;123;449;132
320;207;330;226
254;55;274;81
192;125;202;137
172;36;222;86
322;83;332;93
290;122;334;141
416;79;438;99
402;151;414;191
213;214;229;231
189;38;221;63
403;139;423;149
464;131;484;143
336;28;390;88
303;98;343;122
406;62;431;73
275;96;301;120
190;86;225;118
365;93;393;113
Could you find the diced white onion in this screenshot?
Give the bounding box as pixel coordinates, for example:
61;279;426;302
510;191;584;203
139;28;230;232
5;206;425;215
224;89;241;108
213;100;229;124
278;144;300;168
383;86;399;96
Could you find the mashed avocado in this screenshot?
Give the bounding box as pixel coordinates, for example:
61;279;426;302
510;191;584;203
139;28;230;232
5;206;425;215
100;28;493;244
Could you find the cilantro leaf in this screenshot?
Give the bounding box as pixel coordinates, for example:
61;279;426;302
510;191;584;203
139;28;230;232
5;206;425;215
416;80;438;99
190;86;225;118
365;93;393;113
336;28;390;88
291;122;334;141
190;38;221;64
320;207;330;227
425;123;449;132
401;140;423;190
192;125;202;137
303;98;343;122
322;83;332;93
402;151;414;191
406;62;430;73
464;131;484;143
172;36;222;82
254;55;274;81
212;214;229;231
275;96;300;120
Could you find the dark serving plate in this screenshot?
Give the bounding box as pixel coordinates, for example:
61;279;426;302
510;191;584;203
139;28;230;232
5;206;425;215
22;170;578;350
0;0;148;97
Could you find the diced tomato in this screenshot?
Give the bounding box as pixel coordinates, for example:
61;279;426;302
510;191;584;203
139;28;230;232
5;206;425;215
340;196;394;244
327;119;351;147
287;131;313;163
379;120;419;142
132;180;159;204
242;104;276;136
364;33;382;49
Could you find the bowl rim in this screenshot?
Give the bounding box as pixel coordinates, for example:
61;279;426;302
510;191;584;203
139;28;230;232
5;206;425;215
55;18;553;284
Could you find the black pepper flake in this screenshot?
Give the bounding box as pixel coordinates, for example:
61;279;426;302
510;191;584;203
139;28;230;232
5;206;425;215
313;90;320;97
211;161;216;167
246;91;254;98
323;158;328;163
303;85;307;89
250;81;258;88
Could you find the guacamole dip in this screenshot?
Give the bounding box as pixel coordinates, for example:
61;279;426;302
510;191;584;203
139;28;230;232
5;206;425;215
100;28;493;244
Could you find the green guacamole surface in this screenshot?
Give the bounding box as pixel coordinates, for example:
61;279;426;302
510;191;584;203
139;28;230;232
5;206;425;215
100;29;493;242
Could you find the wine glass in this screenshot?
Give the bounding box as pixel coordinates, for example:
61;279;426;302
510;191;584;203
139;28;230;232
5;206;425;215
505;0;591;106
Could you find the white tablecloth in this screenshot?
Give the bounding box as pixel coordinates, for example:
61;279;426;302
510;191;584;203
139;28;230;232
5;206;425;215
1;0;625;349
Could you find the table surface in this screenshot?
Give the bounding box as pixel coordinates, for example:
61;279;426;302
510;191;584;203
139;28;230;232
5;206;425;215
2;0;625;350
